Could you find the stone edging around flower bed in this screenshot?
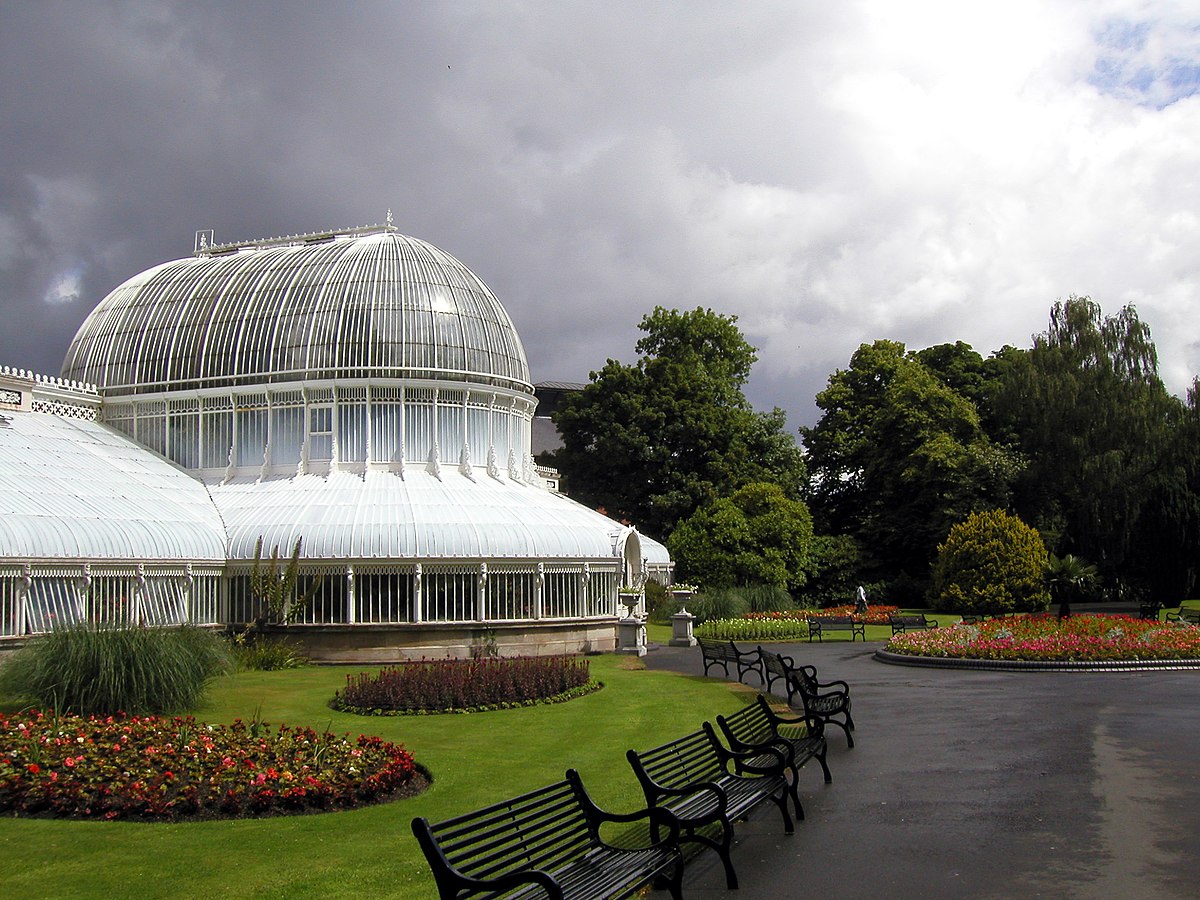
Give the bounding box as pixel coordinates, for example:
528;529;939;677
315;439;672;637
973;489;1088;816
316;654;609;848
873;648;1200;672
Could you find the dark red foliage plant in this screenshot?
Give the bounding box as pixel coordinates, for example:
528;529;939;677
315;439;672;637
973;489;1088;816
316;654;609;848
333;655;596;715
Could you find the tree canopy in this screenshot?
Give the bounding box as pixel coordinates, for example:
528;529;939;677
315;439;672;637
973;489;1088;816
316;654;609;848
800;340;1019;598
667;482;814;593
989;296;1193;597
804;296;1198;604
551;307;805;539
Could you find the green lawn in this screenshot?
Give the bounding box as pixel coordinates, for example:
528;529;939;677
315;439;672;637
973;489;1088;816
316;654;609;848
0;654;747;899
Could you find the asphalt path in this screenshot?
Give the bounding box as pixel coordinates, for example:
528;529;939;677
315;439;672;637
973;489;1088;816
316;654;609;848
642;639;1200;899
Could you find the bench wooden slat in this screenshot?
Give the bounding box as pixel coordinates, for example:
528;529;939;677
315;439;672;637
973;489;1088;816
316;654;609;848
806;615;866;642
788;665;855;748
413;769;684;899
717;692;833;803
628;722;793;890
696;637;760;682
889;613;938;635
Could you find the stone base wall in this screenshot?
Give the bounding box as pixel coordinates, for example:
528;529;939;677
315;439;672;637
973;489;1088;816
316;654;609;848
264;620;619;664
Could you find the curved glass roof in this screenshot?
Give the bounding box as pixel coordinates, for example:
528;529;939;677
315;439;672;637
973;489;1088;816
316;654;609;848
0;412;227;563
211;470;667;563
61;229;532;395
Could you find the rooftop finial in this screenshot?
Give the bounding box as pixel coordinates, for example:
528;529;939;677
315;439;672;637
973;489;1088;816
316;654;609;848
386;209;395;231
194;229;214;256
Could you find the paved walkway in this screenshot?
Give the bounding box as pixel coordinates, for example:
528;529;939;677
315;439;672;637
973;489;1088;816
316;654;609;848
642;640;1200;899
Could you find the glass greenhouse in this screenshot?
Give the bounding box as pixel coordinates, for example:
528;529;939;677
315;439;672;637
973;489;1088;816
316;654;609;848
0;223;670;660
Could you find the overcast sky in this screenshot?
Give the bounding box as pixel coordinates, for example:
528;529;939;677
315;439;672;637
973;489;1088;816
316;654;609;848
2;1;1199;428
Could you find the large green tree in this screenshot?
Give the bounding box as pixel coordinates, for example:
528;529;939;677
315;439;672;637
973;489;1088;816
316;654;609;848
801;340;1020;599
551;307;805;539
989;297;1196;598
668;482;814;593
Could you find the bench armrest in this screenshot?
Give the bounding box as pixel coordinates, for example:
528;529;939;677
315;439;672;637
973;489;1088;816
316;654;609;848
760;701;824;736
705;724;787;773
413;817;566;900
626;751;732;816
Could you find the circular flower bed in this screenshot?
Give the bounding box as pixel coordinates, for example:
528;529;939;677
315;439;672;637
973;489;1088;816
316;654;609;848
0;711;425;821
886;614;1200;663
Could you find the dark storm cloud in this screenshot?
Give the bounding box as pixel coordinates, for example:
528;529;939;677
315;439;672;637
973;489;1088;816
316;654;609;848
2;1;1199;428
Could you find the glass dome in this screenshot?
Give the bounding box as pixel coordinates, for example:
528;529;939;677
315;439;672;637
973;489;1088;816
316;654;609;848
61;227;532;396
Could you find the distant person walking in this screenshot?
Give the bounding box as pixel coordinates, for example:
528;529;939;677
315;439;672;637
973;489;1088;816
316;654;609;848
854;585;868;616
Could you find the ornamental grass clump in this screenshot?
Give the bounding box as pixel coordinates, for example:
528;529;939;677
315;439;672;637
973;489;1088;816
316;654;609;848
0;710;421;821
888;613;1200;662
0;624;233;716
332;655;596;714
231;636;310;671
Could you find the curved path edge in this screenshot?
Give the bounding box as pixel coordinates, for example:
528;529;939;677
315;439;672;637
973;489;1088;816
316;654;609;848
873;648;1200;672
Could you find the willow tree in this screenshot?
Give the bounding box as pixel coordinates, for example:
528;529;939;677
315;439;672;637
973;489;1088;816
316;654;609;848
991;297;1195;598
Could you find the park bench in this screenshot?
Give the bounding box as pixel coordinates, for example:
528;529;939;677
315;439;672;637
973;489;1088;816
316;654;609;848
411;768;684;900
888;613;939;635
627;722;793;889
756;646;795;697
806;615;865;642
786;664;856;748
697;636;760;682
1166;606;1200;625
716;694;833;813
1138;601;1164;620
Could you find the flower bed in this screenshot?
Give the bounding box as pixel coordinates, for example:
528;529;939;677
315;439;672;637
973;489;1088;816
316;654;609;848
887;614;1200;662
0;711;422;821
694;617;808;642
332;655;598;715
746;605;900;626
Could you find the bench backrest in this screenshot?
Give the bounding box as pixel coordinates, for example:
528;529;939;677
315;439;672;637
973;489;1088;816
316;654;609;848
697;637;737;658
759;648;793;679
717;698;773;748
890;615;925;625
811;616;854;625
412;774;594;892
790;665;820;696
629;728;723;792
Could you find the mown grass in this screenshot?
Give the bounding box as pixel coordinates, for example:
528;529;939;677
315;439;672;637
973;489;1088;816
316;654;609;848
0;654;745;899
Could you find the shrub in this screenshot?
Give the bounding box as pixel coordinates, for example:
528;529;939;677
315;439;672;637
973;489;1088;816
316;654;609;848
0;710;420;821
0;624;233;716
332;655;595;714
668;483;814;593
694;617;809;642
930;509;1050;615
644;580;675;624
799;534;863;607
231;636;309;671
